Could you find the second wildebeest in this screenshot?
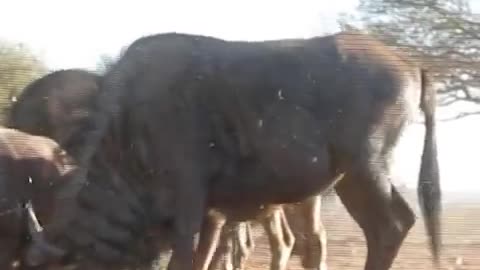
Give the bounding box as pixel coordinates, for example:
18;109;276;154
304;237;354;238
25;31;441;270
9;67;331;270
7;69;159;269
0;127;79;269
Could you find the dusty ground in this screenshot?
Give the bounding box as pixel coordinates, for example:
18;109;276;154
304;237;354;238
153;192;480;270
243;197;480;270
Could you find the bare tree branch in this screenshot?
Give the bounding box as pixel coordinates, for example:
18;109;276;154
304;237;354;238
348;0;480;105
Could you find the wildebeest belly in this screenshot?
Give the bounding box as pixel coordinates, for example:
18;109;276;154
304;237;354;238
209;102;338;209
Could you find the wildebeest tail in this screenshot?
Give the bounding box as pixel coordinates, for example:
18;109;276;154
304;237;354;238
417;68;441;263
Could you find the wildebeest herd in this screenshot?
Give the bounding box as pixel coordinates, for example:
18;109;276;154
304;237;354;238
0;30;441;270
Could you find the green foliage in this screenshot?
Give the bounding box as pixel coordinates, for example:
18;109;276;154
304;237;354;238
0;40;47;121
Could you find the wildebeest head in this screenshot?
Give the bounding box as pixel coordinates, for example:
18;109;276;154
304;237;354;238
6;68;160;269
7;69;101;161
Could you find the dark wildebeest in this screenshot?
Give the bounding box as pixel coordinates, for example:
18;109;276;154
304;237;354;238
24;31;440;270
0;127;79;269
9;68;330;270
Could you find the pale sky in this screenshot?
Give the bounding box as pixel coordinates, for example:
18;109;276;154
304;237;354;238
0;0;357;70
1;0;480;194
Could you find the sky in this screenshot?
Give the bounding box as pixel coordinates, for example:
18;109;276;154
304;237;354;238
1;0;480;194
0;0;357;70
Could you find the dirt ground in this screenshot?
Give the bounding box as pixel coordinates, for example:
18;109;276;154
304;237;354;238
153;192;480;270
243;199;480;270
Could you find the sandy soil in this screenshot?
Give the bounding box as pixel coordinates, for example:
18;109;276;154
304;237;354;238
152;192;480;270
243;199;480;270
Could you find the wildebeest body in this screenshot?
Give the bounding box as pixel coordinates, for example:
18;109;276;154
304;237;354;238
107;32;416;207
83;31;439;269
16;31;439;270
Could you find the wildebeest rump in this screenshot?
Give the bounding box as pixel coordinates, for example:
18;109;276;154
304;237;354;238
26;31;440;270
0;127;79;269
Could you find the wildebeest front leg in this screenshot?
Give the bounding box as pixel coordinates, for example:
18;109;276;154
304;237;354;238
299;195;327;270
167;169;208;270
262;208;295;270
334;164;415;270
193;212;226;270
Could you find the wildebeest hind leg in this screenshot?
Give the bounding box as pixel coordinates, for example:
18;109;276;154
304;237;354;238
299;195;327;270
334;166;415;270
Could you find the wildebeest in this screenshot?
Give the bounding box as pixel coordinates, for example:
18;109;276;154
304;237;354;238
0;127;79;269
22;31;440;270
9;65;331;270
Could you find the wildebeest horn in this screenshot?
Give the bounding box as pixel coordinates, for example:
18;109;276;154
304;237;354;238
25;201;67;266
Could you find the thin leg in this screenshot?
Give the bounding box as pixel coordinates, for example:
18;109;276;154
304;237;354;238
231;222;255;270
300;195;327;270
262;208;295;270
335;167;415;270
194;213;226;270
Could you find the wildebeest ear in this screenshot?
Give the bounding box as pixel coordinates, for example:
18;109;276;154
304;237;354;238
24;201;67;266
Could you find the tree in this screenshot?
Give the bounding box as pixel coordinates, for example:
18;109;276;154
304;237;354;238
0;40;48;121
339;0;480;116
95;53;116;75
